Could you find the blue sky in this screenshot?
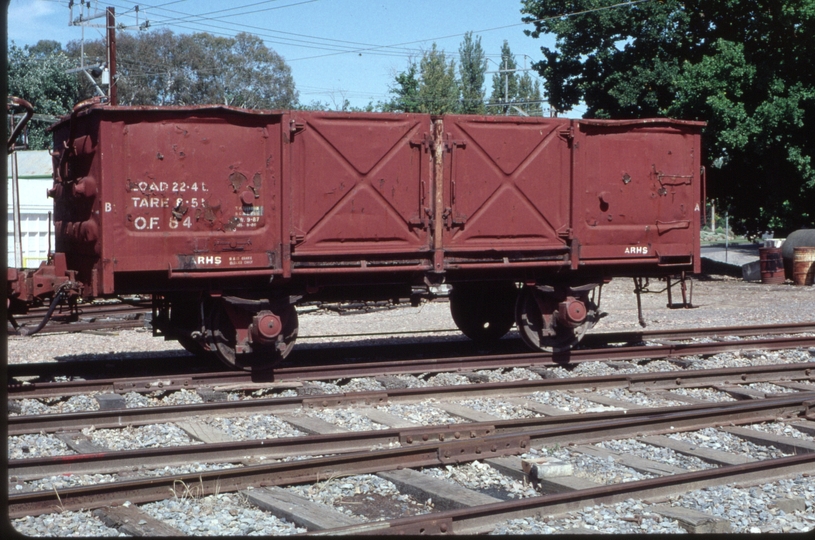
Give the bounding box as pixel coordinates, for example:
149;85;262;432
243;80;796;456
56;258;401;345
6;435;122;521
8;0;582;114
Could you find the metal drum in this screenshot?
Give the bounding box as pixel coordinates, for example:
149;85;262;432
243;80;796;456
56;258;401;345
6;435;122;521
792;247;815;286
759;247;785;284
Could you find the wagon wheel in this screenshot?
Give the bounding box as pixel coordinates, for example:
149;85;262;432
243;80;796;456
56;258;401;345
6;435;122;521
208;299;298;371
449;281;517;345
514;286;596;352
170;299;216;359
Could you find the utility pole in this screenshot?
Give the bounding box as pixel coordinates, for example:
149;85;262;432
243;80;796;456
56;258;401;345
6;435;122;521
106;7;117;105
503;58;508;116
485;65;543;115
68;2;115;102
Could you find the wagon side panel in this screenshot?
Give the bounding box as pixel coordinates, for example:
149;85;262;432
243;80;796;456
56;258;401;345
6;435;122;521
572;120;703;273
440;115;573;256
113;110;284;288
286;112;432;263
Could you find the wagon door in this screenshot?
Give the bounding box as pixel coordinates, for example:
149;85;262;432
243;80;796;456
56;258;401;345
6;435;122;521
571;119;703;271
115;110;285;277
286;112;432;263
439;116;572;259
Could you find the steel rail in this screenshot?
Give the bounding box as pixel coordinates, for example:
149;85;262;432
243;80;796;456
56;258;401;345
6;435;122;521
300;321;815;342
8;371;255;400
270;334;815;380
8;362;815;436
9;333;815;401
583;321;815;343
8;391;813;482
12;303;148;323
8;394;814;518
25;319;146;335
7;323;809;390
324;453;815;535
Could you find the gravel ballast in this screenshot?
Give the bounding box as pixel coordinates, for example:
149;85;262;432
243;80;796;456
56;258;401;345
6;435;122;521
8;277;815;535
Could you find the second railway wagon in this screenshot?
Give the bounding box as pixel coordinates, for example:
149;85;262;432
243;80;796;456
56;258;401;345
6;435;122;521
14;103;704;370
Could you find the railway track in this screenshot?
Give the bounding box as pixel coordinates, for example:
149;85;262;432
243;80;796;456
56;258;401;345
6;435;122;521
8;321;815;535
9;322;815;400
8;369;815;533
8;301;150;335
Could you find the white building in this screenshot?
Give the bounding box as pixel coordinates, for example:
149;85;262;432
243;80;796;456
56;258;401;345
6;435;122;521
7;150;55;269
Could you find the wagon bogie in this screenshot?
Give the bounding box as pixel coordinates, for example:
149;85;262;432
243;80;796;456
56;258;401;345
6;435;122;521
207;295;299;371
515;283;602;352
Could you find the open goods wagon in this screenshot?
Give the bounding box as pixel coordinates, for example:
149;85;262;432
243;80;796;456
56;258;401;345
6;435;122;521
8;103;704;370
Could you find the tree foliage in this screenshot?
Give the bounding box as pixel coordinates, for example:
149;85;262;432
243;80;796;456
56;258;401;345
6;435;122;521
489;41;520;113
521;0;815;234
67;29;298;109
459;32;488;114
385;44;460;114
7;41;81;149
416;44;460;115
383;61;421;113
488;40;543;116
385;35;544;116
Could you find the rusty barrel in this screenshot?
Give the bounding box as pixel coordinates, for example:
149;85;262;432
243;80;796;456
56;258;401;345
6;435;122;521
792;247;815;286
759;247;785;284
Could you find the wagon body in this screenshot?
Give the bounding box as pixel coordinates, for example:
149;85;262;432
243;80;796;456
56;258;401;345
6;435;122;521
48;105;703;296
23;104;705;367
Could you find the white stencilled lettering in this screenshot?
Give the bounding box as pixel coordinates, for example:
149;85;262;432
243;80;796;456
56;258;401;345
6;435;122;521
624;246;649;255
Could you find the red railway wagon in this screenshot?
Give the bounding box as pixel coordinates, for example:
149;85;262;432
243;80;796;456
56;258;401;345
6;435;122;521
9;103;704;370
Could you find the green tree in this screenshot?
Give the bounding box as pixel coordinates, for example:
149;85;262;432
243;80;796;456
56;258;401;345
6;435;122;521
385;44;460;114
383;61;421;112
517;72;544;115
522;0;815;234
488;41;520;114
68;29;297;109
417;44;460;115
8;41;81;149
458;32;488;114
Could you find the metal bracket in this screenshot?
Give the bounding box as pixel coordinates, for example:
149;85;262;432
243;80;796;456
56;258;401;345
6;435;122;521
302;392;389;408
400;425;495;445
437;434;530;464
652;164;693;185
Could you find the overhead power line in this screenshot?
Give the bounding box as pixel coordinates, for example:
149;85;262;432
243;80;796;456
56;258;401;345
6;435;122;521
289;0;652;62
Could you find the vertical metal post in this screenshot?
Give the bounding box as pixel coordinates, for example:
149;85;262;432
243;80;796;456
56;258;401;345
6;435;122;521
11;150;23;267
47;211;52;260
107;7;117;105
503;59;508;116
725;212;729;264
432;119;445;273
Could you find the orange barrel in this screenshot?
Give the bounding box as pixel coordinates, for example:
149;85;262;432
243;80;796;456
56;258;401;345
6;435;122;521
792;247;815;286
759;247;785;284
